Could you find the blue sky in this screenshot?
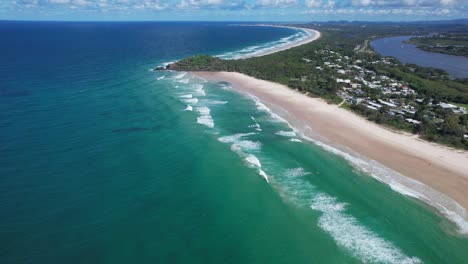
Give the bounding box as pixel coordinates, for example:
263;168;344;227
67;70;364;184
1;0;467;21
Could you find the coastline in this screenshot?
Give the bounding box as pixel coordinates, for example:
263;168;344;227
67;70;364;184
193;71;468;233
237;26;321;59
157;26;320;68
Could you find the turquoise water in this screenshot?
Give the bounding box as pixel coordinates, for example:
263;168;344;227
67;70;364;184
1;22;467;263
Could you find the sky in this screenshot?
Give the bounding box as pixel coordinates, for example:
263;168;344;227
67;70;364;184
0;0;467;21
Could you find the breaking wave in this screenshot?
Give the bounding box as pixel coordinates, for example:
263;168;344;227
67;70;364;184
311;194;422;264
276;130;297;137
196;106;214;128
218;133;268;182
269;166;422;263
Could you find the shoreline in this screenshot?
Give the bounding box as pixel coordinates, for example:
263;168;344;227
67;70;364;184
156;26;320;68
193;71;468;234
236;26;321;59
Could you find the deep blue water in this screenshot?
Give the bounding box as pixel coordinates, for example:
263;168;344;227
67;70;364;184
371;36;468;78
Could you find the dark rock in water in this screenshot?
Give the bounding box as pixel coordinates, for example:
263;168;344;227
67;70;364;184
165;63;178;70
154;63;179;71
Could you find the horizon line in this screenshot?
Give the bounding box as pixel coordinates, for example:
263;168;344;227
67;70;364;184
0;18;467;23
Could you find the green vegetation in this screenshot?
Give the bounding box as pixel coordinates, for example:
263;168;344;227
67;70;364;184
160;21;468;149
406;33;468;57
453;102;468;110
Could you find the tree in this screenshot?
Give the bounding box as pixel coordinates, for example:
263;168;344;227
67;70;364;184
441;115;464;137
460;114;468;126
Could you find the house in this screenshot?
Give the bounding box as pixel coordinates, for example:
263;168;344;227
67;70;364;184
378;99;397;108
405;118;421;125
439;103;458;109
367;101;383;109
337;78;351;84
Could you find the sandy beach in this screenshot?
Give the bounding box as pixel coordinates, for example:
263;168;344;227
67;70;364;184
194;71;468;231
237;26;321;59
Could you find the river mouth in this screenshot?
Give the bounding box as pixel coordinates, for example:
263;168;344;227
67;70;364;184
371;36;468;79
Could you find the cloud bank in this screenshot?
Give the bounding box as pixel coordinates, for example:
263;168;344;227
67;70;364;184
2;0;467;20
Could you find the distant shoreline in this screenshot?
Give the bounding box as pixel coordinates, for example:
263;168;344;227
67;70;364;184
194;71;468;234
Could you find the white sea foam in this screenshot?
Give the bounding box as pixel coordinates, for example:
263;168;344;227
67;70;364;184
158;61;175;68
255;100;271;113
182;98;198;104
218;133;268;182
276;130;297;137
311;194;422;264
206;100;228;105
233;140;262;151
290;138;302;142
259;169;269;182
284;168;310;178
245;154;262;168
196;106;214;128
248;124;262;131
173;72;187;79
219;84;232;90
253;98;289;123
249;116;262;131
193;84;206;96
218;132;257;144
178;78;190;84
184;105;193;111
179;94;192;99
244;154;269;182
156;76;166;80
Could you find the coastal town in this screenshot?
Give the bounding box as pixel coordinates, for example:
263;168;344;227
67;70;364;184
301;48;467;139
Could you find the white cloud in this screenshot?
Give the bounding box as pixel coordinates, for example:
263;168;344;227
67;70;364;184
178;0;224;8
355;0;458;7
305;0;321;7
440;0;457;6
48;0;71;3
256;0;298;7
352;0;373;6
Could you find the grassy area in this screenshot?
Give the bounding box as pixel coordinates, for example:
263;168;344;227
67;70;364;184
339;102;352;110
453;102;468;110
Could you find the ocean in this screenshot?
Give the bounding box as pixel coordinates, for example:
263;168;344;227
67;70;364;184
0;21;467;264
